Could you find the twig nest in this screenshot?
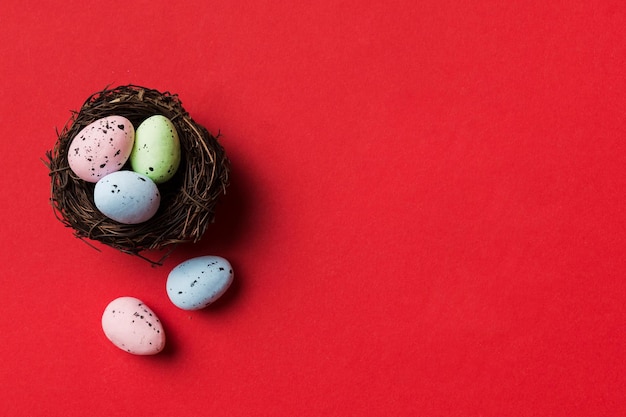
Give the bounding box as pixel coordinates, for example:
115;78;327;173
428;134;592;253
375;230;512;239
45;85;230;263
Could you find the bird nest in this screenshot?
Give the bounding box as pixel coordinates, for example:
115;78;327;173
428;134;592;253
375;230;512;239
44;85;230;264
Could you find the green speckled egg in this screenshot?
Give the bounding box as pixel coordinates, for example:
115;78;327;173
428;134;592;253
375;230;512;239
130;115;181;183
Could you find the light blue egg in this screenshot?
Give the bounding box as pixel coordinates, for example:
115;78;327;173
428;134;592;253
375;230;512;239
166;256;234;310
93;171;161;224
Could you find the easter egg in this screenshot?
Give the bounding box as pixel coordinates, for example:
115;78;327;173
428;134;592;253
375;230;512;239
129;115;181;184
93;171;160;224
166;256;234;310
101;296;165;355
67;115;134;182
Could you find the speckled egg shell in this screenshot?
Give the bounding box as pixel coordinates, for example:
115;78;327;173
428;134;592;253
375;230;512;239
129;115;181;184
93;170;160;224
101;297;165;355
166;256;234;310
67;116;134;182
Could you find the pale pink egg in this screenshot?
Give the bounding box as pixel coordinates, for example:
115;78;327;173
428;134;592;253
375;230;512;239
101;296;165;355
67;116;134;182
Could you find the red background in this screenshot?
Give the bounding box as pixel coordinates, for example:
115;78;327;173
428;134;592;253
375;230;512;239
1;1;625;415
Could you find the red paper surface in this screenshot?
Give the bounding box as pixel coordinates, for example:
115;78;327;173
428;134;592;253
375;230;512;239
1;1;625;415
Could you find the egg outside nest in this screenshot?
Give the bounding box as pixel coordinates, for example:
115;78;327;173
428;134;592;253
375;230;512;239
45;85;230;265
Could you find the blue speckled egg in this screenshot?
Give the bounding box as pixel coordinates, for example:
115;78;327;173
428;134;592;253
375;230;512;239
166;256;234;310
93;170;161;224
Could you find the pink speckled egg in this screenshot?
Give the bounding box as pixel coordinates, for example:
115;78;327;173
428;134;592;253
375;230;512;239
101;296;165;355
67;116;134;182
